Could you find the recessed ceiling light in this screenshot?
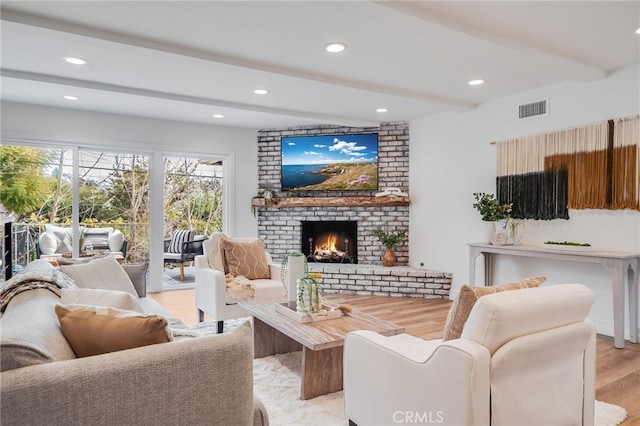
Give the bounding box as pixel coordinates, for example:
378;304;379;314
636;27;640;34
325;42;347;53
212;114;225;118
254;88;269;95
63;56;88;65
468;79;485;86
63;95;79;101
376;108;388;113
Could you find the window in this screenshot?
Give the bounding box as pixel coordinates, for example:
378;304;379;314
163;156;223;238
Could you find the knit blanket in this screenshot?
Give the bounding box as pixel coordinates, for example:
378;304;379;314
225;274;256;299
0;268;78;313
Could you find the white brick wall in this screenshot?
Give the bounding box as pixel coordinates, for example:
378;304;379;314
308;264;452;299
256;122;451;299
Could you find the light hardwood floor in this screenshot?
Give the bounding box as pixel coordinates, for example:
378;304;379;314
150;289;640;424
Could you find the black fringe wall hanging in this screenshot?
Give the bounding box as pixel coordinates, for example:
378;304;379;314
495;115;639;220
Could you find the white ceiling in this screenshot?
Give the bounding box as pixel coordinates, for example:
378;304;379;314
1;1;638;129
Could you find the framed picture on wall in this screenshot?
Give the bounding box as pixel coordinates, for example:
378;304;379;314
280;133;379;191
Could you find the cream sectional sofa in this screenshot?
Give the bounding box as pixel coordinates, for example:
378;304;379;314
0;259;268;426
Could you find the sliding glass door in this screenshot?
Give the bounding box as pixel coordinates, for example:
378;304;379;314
161;156;223;283
1;142;228;291
78;150;150;262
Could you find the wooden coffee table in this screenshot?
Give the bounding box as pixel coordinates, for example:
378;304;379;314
238;298;404;400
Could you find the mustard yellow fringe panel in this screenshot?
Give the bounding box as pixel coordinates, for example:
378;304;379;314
495;115;639;219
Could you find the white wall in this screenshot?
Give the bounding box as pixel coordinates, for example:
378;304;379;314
409;64;640;339
1;102;259;236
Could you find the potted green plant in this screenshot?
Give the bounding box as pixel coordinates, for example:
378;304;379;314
296;272;323;315
251;188;279;216
372;228;407;267
472;193;519;245
472;192;512;221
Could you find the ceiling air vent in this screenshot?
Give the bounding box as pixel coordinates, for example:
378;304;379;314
518;99;548;119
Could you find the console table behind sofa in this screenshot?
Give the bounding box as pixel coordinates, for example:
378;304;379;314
468;243;639;349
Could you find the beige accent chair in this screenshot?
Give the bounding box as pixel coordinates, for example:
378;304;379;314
195;233;286;333
344;284;596;426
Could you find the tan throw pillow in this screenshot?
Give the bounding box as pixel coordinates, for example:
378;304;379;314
60;255;138;297
442;276;546;341
55;304;173;358
60;288;145;313
222;239;271;280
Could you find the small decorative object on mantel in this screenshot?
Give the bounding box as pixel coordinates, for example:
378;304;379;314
372;227;407;267
251;188;279;216
472;192;520;245
375;187;408;197
261;188;277;205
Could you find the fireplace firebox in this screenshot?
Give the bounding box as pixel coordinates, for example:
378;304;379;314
301;221;357;264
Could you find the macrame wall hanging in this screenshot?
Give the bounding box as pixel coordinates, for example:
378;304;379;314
495;114;639;220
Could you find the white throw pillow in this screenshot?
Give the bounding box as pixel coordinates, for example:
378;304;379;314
61;288;144;313
44;224;73;253
59;255;138;297
108;229;125;252
38;232;58;255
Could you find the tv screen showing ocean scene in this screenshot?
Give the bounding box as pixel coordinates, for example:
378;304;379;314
281;133;378;191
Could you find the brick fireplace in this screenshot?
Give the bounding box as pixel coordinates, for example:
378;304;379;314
255;122;451;299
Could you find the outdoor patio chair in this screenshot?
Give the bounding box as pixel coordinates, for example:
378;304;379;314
163;230;204;281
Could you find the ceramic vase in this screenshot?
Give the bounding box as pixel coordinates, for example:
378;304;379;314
382;248;395;267
286;254;305;304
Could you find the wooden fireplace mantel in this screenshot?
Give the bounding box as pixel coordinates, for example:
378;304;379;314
251;196;410;208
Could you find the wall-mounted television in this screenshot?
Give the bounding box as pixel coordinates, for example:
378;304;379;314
281;133;378;191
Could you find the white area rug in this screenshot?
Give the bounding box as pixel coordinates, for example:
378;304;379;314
254;351;346;426
595;400;628;426
187;321;628;426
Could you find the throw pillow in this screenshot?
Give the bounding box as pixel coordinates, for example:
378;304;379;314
55;304;173;357
442;276;547;341
168;230;194;254
108;229;125;252
59;255;138;297
222;239;271;280
83;228;112;251
44;224;72;253
60;288;145;313
121;262;148;298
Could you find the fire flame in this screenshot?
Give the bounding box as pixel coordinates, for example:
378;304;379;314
312;232;350;261
315;234;338;253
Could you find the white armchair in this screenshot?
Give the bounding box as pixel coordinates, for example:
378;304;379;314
195;233;286;333
344;284;596;426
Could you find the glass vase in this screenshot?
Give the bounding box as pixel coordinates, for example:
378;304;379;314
296;277;322;314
